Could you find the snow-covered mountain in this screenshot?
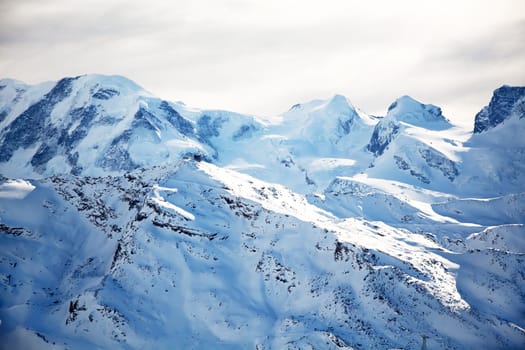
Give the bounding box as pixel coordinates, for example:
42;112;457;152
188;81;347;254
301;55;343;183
0;75;210;178
1;75;524;349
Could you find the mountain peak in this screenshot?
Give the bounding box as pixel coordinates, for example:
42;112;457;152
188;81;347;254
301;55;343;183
386;95;451;130
282;94;363;134
285;94;354;116
323;94;358;116
367;96;451;157
328;93;350;106
473;85;525;133
75;74;150;97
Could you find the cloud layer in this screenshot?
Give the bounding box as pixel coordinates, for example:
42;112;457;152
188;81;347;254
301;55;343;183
1;0;524;125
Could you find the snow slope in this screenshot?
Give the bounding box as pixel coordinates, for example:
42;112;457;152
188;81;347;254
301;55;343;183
1;161;524;349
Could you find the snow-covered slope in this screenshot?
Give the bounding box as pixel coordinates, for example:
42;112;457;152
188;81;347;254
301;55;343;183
1;75;524;349
457;88;525;196
1;161;524;349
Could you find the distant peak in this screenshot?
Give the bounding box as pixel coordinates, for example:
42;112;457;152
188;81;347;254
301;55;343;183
473;85;525;133
494;84;523;93
388;95;423;111
386;95;451;129
327;94;351;106
0;74;150;98
329;94;348;103
324;94;357;115
286;94;354;115
77;74;148;94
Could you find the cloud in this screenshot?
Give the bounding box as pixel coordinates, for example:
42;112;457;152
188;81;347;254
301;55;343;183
428;20;525;66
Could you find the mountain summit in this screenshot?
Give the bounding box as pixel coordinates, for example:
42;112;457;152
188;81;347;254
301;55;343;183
1;75;524;349
386;95;451;129
474;85;525;133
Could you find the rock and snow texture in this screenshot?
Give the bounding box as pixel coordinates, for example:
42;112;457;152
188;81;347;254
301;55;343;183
0;75;208;179
0;75;524;349
473;85;525;133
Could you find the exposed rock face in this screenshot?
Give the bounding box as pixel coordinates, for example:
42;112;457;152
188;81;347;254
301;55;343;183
367;119;400;156
418;148;458;181
474;85;525;133
0;77;78;163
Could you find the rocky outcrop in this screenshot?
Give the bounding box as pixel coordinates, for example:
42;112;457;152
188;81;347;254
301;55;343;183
474;85;525;133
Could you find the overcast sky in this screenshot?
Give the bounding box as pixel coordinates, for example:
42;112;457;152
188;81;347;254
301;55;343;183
1;0;524;126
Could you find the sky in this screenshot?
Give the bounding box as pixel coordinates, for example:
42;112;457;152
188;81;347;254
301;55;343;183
1;0;524;127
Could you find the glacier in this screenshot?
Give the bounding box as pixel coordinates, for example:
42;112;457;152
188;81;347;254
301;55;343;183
0;75;524;349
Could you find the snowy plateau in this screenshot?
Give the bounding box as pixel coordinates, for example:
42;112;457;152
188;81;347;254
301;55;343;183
0;75;524;349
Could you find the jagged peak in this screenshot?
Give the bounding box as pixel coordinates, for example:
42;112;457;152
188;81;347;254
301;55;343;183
473;85;525;133
493;84;525;94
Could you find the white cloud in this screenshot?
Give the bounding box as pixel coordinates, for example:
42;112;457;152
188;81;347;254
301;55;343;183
0;0;524;126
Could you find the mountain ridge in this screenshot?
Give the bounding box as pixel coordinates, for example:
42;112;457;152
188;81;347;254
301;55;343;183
0;74;524;349
3;74;523;197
